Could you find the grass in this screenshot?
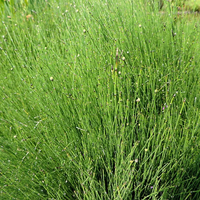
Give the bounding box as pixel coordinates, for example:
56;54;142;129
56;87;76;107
0;0;200;199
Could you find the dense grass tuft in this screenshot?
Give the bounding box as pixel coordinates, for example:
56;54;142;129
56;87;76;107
1;0;200;199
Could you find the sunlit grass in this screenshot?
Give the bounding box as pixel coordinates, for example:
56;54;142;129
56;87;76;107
0;0;200;199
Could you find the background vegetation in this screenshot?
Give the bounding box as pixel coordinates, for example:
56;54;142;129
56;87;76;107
1;0;200;199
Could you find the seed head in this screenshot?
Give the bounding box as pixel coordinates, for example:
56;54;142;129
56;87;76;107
26;14;33;21
136;98;140;102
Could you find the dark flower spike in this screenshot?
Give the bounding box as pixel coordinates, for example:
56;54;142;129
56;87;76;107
115;48;119;70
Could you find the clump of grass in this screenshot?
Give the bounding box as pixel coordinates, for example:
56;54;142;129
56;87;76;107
185;0;200;12
1;0;200;199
